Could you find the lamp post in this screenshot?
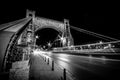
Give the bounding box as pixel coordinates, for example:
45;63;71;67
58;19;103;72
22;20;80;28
58;34;66;47
47;42;52;50
34;35;39;49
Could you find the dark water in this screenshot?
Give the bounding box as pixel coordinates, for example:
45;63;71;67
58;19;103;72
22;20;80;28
45;52;120;80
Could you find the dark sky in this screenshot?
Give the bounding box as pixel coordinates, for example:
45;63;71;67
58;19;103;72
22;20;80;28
35;28;59;46
0;1;119;44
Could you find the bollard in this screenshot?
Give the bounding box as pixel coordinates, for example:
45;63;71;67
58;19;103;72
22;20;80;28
43;56;44;60
45;57;46;62
63;69;66;80
52;60;54;71
47;58;49;65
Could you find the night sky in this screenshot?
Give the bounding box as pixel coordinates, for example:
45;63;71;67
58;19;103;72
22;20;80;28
0;2;119;45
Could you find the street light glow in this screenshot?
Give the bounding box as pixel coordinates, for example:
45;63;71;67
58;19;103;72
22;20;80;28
58;34;66;46
36;35;39;39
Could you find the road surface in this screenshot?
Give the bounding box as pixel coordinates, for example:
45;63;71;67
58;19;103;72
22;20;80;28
43;52;120;80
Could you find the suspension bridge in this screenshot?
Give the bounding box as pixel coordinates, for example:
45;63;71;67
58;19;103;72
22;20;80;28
0;10;120;80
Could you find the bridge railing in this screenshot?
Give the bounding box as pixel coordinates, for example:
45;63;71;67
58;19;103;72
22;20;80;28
52;40;120;53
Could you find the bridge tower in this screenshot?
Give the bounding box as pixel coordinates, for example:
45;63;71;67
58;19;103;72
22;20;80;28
26;10;36;48
63;19;74;47
26;9;35;18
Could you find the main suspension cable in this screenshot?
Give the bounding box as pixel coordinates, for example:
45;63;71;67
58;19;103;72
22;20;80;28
70;26;119;41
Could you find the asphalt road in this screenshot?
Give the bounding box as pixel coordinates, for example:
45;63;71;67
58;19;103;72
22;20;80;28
44;52;120;80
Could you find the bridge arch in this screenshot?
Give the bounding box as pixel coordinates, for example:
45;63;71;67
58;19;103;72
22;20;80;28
33;17;74;47
33;17;65;33
35;27;61;48
35;26;63;34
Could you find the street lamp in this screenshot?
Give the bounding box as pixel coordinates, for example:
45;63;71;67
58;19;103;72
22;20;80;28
48;42;51;47
47;42;52;50
36;35;39;39
99;41;103;44
34;35;39;49
58;35;66;47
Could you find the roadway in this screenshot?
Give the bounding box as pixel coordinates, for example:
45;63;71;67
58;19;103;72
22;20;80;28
42;52;120;80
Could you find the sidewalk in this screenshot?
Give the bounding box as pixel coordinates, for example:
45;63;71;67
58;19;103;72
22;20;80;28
29;53;63;80
9;51;73;80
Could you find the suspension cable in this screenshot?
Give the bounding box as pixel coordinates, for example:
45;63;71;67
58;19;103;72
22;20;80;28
70;26;119;41
71;26;111;41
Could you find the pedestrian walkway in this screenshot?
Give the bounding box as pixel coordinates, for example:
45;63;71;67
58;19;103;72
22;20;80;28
29;53;64;80
9;51;74;80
